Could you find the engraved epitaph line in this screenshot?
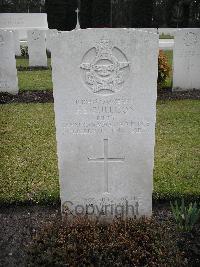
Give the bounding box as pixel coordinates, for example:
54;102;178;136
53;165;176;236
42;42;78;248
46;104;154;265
88;139;125;193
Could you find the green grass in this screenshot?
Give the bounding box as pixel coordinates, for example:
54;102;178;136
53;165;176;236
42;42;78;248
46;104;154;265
0;100;199;204
159;34;174;39
17;58;53;91
154;100;200;201
16;58;51;68
0;103;59;203
18;70;53;91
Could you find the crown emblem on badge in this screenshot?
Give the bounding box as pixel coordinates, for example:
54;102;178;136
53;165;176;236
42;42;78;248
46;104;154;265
96;39;113;58
80;39;130;95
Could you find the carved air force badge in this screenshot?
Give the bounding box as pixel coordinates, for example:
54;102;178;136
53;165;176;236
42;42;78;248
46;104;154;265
80;39;130;95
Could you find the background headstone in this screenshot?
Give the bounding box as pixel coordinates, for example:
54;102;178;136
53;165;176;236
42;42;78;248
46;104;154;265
158;28;180;36
27;30;47;67
13;30;21;56
51;29;158;219
173;29;200;91
46;29;58;52
0;13;48;40
139;28;158;34
0;30;18;95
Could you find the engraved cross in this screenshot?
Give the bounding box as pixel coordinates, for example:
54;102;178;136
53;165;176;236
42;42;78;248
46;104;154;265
88;139;125;193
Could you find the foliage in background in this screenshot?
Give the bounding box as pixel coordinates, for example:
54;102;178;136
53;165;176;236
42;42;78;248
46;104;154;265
171;199;200;232
80;0;93;29
0;0;45;13
189;0;200;27
92;0;110;27
131;0;154;27
27;217;184;266
158;50;171;88
20;45;28;58
45;0;76;31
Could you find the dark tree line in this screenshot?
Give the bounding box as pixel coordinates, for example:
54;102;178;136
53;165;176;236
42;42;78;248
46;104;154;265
0;0;45;13
0;0;200;30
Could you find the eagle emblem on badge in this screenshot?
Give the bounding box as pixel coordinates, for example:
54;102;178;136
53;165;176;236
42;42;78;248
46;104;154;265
80;39;130;95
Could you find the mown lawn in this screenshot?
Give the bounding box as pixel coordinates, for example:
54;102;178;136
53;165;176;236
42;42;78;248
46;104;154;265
159;34;174;39
18;70;53;91
16;58;51;68
0;100;199;204
0;103;59;203
17;58;53;91
154;100;200;200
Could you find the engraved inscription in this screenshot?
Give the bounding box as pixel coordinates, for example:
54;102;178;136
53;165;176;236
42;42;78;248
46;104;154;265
32;31;40;41
75;97;135;115
62;97;150;135
0;68;8;88
176;50;200;57
0;81;9;89
88;139;125;193
80;39;130;95
64;120;150;135
183;32;198;46
2;17;25;27
176;32;200;57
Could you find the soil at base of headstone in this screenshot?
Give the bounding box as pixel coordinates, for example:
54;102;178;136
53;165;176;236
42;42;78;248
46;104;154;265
0;203;199;266
157;88;200;100
0;90;53;104
0;88;200;104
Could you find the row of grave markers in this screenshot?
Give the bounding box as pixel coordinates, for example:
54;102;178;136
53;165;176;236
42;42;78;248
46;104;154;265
1;12;200;220
1;28;200;95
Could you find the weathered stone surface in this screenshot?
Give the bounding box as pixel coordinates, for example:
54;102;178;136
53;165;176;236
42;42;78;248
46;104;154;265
173;29;200;91
159;39;174;50
0;13;48;40
51;29;159;219
27;30;47;67
13;30;21;56
158;28;180;36
46;29;58;52
139;28;158;34
0;30;18;95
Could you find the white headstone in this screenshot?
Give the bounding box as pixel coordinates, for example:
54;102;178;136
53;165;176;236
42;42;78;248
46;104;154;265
158;28;180;36
51;29;159;219
159;39;174;50
173;29;200;91
139;28;158;34
0;13;48;40
0;30;18;95
27;30;47;67
46;29;58;52
13;30;21;56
